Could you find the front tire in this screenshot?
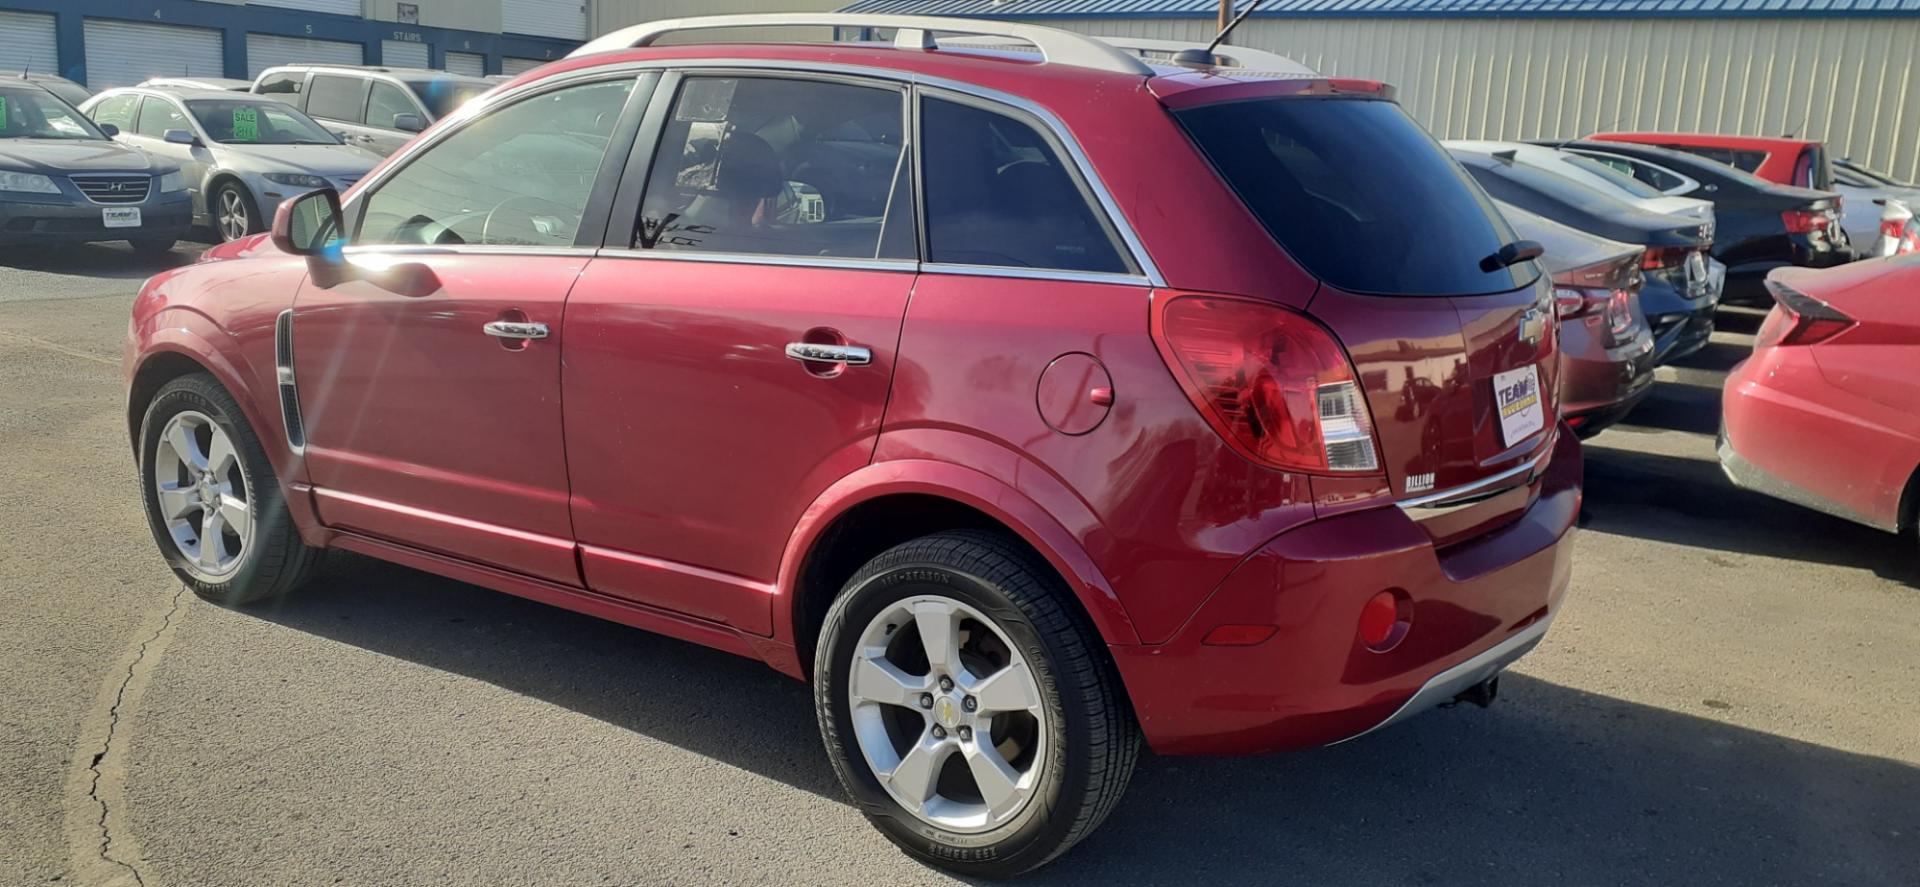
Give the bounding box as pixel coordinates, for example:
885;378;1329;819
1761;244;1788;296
814;530;1139;878
213;181;260;242
137;373;322;605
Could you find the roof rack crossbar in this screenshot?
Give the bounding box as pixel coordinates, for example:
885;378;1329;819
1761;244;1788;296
566;13;1156;77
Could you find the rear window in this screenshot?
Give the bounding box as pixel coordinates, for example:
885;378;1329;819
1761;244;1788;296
403;77;488;119
1177;98;1529;296
1560;152;1664;199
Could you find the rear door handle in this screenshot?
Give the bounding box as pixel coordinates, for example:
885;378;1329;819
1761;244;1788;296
785;342;871;366
484;321;548;340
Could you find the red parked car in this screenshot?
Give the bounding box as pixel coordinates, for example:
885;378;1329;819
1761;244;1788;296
1721;254;1920;537
123;15;1579;876
1593;132;1835;191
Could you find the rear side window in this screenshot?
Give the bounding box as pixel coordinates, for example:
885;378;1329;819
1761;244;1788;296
1178;98;1527;296
636;76;911;260
921;97;1129;274
89;94;138;131
306;75;367;123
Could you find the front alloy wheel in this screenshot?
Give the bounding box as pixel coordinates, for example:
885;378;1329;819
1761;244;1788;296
215;184;253;242
152;409;251;578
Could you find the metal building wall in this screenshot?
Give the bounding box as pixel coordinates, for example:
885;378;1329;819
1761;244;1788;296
1038;15;1920;180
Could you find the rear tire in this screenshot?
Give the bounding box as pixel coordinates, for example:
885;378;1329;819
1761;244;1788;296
814;530;1138;878
137;372;323;605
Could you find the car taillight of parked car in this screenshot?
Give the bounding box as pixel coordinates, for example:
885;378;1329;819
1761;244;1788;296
1556;252;1643;344
1640;245;1697;271
1881;218;1920;255
1152;295;1380;474
1781;207;1836;235
1757;279;1856;348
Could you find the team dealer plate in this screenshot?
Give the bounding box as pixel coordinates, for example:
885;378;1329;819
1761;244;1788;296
102;207;142;229
1493;364;1546;446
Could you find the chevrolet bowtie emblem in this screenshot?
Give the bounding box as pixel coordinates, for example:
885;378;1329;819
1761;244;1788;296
1519;307;1547;346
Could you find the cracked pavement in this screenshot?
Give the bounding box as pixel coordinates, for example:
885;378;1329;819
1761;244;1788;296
1;243;1917;886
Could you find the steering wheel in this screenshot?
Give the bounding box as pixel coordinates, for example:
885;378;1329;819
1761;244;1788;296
479;195;578;246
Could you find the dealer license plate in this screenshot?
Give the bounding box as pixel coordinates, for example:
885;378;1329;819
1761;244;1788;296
1494;364;1546;446
102;207;142;229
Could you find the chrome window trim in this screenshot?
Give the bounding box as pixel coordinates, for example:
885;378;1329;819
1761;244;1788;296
344;58;1167;288
590;248;915;274
920;263;1150;287
340;244;602;258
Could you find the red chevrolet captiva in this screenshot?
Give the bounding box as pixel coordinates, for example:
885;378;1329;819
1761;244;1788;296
123;14;1579;877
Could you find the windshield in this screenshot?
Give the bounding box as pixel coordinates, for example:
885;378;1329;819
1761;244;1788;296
0;86;105;140
186;99;338;145
1561;152;1665;199
1177;98;1530;297
402;77;490;119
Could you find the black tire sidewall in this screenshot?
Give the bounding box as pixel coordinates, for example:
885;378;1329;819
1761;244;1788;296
816;557;1092;875
137;376;276;601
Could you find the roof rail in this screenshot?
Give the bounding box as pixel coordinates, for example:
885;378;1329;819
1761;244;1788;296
1090;37;1317;75
566;13;1155;77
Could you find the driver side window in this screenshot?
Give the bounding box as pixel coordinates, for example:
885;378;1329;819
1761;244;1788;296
356;78;634;247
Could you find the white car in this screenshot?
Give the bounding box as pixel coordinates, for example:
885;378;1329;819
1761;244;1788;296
1446;140;1716;227
1833;158;1920;255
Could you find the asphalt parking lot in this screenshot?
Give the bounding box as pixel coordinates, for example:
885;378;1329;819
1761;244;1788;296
1;242;1915;887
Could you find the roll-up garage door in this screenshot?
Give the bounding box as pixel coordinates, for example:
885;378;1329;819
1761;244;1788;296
381;39;430;70
502;0;587;41
248;0;362;14
500;57;545;76
0;11;58;80
247;33;365;78
443;52;485;77
84;20;226;89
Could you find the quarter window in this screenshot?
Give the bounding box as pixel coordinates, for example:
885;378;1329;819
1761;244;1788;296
134;97;188;139
365;81;417;131
920;97;1128;274
357;78;635;247
635;76;910;260
306;75;367;123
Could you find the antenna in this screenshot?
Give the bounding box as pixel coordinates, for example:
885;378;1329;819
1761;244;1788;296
1173;0;1266;67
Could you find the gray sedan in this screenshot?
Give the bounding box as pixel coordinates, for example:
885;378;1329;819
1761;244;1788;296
80;87;381;242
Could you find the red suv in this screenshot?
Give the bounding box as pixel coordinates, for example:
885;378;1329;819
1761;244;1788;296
124;15;1580;877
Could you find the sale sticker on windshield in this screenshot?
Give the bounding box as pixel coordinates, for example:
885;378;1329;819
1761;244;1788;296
232;106;259;142
1494;365;1545;446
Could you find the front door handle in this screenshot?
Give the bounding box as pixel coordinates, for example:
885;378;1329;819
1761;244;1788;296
785;342;871;366
484;320;549;340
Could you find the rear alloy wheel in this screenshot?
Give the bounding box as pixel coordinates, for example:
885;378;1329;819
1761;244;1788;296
214;182;258;242
138;373;323;605
815;531;1138;878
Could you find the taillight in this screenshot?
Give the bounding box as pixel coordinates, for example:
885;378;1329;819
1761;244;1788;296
1152;295;1380;474
1882;219;1920;255
1640;245;1693;271
1781;208;1834;234
1758;278;1855;347
1554;252;1642;344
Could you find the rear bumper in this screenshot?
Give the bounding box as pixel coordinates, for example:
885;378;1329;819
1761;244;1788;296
1111;427;1581;756
0;194;193;245
1639;272;1720;366
1718;354;1901;532
1560;322;1655;436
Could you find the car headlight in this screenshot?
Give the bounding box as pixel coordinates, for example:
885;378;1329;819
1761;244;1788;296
265;173;329;188
0;171;62;194
157;171;186;193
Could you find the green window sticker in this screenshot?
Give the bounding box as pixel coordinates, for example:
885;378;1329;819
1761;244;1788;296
231;105;259;142
0;96;9;129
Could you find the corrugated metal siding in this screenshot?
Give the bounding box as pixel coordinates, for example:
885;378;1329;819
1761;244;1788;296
1027;15;1920;180
444;50;487;76
382;39;431;69
503;0;589;40
0;11;58;78
841;0;1920;16
246;33;367;77
249;0;364;15
84;20;227;89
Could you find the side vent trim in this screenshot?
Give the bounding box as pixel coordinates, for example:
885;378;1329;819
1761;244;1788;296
274;309;307;453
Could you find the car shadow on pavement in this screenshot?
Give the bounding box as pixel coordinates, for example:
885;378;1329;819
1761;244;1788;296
0;242;199;277
250;555;1917;886
1580;443;1917;583
1606;379;1723;437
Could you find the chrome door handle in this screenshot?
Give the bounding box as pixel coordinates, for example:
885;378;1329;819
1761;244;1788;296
484;321;548;340
785;342;871;365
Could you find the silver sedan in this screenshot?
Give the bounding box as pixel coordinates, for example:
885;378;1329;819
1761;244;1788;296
79;87;380;242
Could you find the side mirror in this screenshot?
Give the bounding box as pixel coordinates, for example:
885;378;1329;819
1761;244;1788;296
272;188;344;256
391;113;425;133
162;128;198;146
98;123;119;138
